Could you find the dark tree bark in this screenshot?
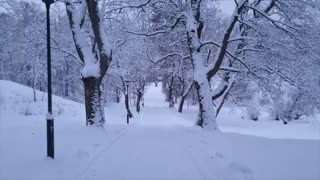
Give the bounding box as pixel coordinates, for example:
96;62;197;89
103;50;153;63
194;82;205;127
125;93;133;119
178;96;186;113
64;81;69;97
215;74;234;117
136;90;143;113
83;77;105;126
178;83;193;113
122;79;133;122
212;84;228;101
168;76;175;108
142;96;144;107
115;89;120;103
33;86;37;102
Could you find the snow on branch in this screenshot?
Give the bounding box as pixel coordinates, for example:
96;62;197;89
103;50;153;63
169;35;187;46
182;82;194;97
244;5;299;36
199;41;220;50
206;0;248;79
211;81;228;101
65;1;96;64
262;66;297;87
50;37;80;63
237;48;260;53
200;42;244;74
66;0;100;78
228;36;256;43
78;0;87;28
237;19;259;31
86;0;112;57
149;53;190;65
219;66;241;73
124;29;171;37
224;50;256;76
106;0;152;14
216;74;235;116
124;15;185;37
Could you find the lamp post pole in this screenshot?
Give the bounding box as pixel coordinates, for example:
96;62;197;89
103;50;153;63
43;0;55;159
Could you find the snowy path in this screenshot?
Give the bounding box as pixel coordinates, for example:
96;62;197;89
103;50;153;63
73;84;240;179
79;124;252;180
80;127;205;180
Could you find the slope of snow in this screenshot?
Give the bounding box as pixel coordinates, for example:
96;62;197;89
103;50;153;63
180;102;320;140
0;80;319;180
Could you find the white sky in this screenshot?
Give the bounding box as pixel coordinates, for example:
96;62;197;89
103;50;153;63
24;0;237;14
1;0;236;16
219;0;236;16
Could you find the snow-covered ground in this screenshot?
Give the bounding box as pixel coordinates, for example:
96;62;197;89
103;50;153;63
0;80;319;180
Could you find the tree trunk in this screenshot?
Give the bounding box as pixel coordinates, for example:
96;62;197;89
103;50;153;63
65;81;69;97
188;43;218;129
125;93;133;119
33;78;37;102
82;77;105;127
192;93;197;105
136;90;143;113
142;96;144;107
178;82;193;113
116;89;120;103
194;80;218;130
168;76;174;108
33;87;37;102
215;75;234;117
178;96;186;113
66;0;111;127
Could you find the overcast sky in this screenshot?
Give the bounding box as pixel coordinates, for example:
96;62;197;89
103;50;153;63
1;0;236;17
28;0;237;13
219;0;236;16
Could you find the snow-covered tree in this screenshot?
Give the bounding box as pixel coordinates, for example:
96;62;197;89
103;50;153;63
64;0;112;126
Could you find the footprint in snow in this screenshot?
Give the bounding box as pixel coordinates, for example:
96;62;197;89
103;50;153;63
76;149;90;159
215;152;224;158
227;162;253;180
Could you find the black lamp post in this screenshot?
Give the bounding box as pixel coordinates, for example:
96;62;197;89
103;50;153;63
42;0;55;159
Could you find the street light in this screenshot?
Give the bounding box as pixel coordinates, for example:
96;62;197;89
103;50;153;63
42;0;55;159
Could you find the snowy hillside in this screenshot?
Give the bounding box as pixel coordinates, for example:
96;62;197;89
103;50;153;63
0;80;319;180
